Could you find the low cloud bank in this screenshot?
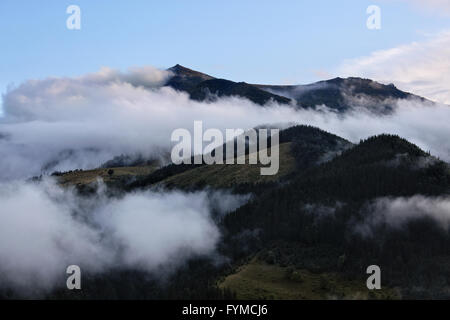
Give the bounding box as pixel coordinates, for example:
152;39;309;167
338;30;450;104
1;66;449;181
355;195;450;236
0;178;247;296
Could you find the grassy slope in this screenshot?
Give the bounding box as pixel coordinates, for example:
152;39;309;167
57;165;157;186
57;142;293;188
218;258;399;300
160;142;295;188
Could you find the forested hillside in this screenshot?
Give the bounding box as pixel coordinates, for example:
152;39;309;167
36;126;450;300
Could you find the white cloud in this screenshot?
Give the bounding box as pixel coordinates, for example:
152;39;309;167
338;31;450;104
93;190;220;271
300;99;450;161
355;195;450;236
0;68;301;180
2;66;172;121
1;65;450;182
0;178;245;296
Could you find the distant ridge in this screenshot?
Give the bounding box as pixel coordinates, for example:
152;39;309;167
166;64;291;105
166;64;215;92
165;64;432;113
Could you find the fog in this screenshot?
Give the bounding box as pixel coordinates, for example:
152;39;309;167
0;178;250;296
355;195;450;236
0;66;449;181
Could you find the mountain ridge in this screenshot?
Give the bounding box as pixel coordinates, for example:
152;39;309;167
165;64;432;113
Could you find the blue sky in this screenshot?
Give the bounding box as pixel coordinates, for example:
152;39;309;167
1;0;449;107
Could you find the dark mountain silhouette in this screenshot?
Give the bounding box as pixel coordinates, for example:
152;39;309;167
51;126;450;300
222;134;450;298
256;77;427;113
190;79;292;105
166;65;431;113
166;64;291;105
166;64;215;92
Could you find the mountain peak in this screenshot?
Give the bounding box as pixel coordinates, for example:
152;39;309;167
165;65;215;92
168;64;189;72
167;64;214;79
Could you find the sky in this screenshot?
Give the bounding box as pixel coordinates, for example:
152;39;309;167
1;0;450;112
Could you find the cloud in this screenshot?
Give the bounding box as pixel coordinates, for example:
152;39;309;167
338;31;450;105
93;190;220;271
0;178;248;296
2;65;172;121
1;66;450;182
355;195;450;236
0;179;109;295
298;99;450;161
0;68;302;180
264;81;336;101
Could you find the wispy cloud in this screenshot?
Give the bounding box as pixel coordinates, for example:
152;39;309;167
338;31;450;105
355;195;450;237
0;178;248;296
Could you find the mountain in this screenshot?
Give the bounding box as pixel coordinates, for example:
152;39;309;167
189;79;292;105
165;65;430;113
166;64;291;105
118;125;353;191
166;64;215;92
256;77;427;113
54;125;353;196
38;67;448;300
51;128;450;299
221;134;450;298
